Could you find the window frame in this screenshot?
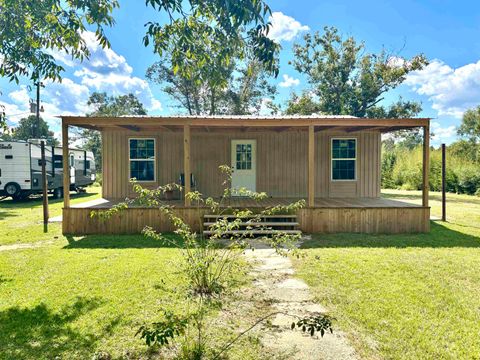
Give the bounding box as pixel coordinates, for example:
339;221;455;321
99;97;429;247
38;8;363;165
331;137;357;182
128;137;156;182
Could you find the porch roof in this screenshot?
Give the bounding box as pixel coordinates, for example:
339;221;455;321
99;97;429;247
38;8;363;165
60;114;430;133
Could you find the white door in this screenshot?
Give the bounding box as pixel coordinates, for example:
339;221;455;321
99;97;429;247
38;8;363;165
231;140;256;195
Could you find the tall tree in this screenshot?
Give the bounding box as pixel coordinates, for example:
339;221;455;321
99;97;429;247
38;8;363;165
287;27;428;117
81;92;148;171
458;106;480;143
147;59;277;115
2;115;58;146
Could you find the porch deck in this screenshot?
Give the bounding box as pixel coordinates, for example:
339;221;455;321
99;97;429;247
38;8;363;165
62;196;429;235
68;196;422;209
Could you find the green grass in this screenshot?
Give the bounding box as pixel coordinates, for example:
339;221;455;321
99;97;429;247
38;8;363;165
0;189;256;359
293;190;480;359
0;187;101;246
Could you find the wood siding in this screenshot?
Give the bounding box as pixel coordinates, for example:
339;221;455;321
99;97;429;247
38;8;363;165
63;207;430;235
102;129;381;199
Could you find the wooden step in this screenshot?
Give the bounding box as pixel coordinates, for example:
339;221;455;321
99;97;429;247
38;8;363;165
203;214;297;219
203;222;299;227
203;230;302;235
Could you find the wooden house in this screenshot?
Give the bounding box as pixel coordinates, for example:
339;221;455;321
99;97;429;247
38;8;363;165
60;115;431;235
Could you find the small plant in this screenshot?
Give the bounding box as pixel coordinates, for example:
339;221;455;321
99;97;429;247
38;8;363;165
92;166;332;359
291;314;335;337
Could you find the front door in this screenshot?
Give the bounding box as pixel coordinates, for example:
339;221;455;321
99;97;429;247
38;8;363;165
231;140;256;195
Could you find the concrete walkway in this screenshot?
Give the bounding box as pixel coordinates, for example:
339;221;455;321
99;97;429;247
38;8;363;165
244;246;358;359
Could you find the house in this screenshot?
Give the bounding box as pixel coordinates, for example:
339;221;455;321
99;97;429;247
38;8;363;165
60;115;430;235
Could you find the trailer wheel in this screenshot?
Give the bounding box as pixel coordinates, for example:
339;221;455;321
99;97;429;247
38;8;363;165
4;183;20;200
53;187;63;199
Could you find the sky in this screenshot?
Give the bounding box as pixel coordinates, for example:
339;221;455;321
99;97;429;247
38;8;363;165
1;0;480;146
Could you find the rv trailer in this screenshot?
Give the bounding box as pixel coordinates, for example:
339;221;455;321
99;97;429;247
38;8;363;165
0;140;96;200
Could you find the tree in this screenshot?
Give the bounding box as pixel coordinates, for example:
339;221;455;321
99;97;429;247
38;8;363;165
143;0;280;84
81;92;148;171
4;115;58;146
0;0;118;83
458;106;480;143
287;27;428;117
146;59;277;115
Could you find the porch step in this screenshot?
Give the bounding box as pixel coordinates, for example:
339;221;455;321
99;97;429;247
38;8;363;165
203;214;301;238
203;230;302;236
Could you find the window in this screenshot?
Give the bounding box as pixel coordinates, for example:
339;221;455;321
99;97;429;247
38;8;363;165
129;138;155;181
69;154;75;167
331;138;356;180
54;155;63;169
235;144;252;170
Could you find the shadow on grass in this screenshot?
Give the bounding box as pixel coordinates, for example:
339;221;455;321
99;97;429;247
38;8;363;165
0;296;107;360
63;233;184;249
301;222;480;249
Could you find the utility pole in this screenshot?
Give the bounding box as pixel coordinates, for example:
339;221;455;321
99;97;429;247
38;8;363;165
36;81;40;138
41;140;49;232
34;78;49;231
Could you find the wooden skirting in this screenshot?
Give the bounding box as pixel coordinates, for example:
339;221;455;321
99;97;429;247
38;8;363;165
63;206;430;235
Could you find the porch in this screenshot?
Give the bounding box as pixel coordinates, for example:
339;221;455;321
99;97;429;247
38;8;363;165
61;196;430;235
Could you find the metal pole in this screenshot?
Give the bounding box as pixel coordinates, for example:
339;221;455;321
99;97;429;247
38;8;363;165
41;140;49;232
36;81;40;138
442;143;446;222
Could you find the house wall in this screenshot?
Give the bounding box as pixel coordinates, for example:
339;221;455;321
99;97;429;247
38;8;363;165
101;129;381;199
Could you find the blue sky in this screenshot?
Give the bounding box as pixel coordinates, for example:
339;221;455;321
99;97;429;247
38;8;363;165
1;0;480;146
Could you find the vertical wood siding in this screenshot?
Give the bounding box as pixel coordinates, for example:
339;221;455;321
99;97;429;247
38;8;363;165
102;129;381;199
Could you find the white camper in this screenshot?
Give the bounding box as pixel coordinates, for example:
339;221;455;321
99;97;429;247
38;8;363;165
0;140;96;200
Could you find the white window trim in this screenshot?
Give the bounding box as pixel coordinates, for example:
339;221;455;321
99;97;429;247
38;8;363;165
331;137;357;182
128;137;156;182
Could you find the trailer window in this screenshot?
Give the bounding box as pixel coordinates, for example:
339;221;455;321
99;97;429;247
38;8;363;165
86;160;91;169
5;155;13;159
54;155;63;169
129;138;155;181
69;154;75;167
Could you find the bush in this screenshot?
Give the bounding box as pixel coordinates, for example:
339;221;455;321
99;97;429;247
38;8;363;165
383;145;480;195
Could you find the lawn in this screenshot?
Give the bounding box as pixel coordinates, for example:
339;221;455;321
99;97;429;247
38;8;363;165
0;187;101;246
294;190;480;360
0;189;258;360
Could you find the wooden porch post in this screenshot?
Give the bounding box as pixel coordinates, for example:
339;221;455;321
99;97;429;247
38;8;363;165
308;125;315;207
183;124;191;206
422;124;430;207
62;120;70;208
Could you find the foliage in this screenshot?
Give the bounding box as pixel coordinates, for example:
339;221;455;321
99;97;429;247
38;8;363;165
1;115;58;146
458;105;480;143
136;309;189;346
288;26;428;117
91;166;338;359
80;92;148;171
291;314;334;337
382;145;480;195
143;0;280;84
147;59;277;115
0;0;118;83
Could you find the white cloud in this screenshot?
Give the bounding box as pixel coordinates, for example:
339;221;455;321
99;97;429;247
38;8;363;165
267;12;309;43
52;31;162;112
279;74;300;88
8;86;30;105
431;121;457;144
405;59;480;118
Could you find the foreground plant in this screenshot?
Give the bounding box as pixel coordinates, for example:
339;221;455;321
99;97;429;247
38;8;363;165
93;165;332;358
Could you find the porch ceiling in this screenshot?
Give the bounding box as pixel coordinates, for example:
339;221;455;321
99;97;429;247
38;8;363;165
59;115;430;133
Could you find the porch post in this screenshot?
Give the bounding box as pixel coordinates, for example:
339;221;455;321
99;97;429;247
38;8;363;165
183;124;191;206
422;124;430;207
308;125;315;207
62;119;70;208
